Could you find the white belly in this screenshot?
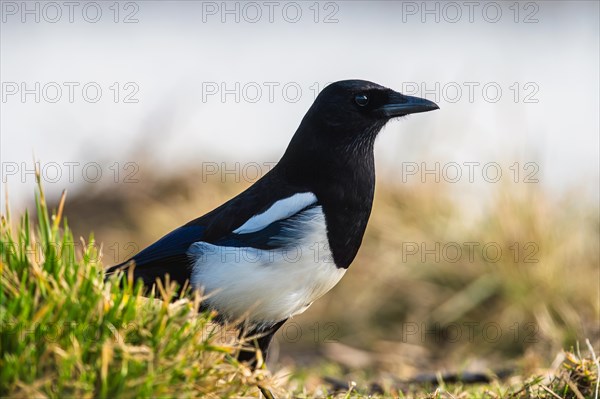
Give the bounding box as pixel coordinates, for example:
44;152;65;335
188;206;345;325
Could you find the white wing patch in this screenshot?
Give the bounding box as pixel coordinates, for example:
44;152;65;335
233;192;317;234
188;205;345;325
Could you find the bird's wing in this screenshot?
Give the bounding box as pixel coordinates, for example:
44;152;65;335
213;200;321;250
106;191;320;289
188;197;331;324
104;224;205;287
126;225;205;266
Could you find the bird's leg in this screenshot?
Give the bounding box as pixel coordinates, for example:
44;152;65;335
235;320;287;399
237;319;288;368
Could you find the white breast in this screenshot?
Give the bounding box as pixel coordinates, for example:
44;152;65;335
188;203;345;326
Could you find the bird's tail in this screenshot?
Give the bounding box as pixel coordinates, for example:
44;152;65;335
103;255;192;297
103;260;136;283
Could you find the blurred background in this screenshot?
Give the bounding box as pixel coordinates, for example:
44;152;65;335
1;0;598;383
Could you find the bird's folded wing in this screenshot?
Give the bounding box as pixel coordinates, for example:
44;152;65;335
127;225;206;266
105;192;321;288
212;192;320;249
104;225;205;286
213;202;321;250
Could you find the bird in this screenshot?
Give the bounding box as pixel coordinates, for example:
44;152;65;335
105;79;438;365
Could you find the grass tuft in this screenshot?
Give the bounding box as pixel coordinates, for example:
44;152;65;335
0;176;274;398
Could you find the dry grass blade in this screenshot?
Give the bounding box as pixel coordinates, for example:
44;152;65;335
540;384;563;399
52;189;67;231
586;339;600;399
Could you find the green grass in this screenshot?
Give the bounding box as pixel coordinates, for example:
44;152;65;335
0;176;274;398
1;173;598;398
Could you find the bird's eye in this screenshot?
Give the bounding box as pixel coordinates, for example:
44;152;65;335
355;94;369;107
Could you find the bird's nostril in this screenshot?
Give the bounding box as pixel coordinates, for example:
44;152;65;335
355;94;369;106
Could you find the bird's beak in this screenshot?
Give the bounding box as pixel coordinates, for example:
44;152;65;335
377;92;439;118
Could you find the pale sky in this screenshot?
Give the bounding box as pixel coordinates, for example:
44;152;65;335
1;1;598;211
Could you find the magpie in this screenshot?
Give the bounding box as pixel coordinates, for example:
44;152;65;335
106;80;438;364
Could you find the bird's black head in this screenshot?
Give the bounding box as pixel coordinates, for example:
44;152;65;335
310;80;438;139
282;80;438;166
